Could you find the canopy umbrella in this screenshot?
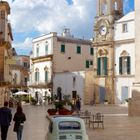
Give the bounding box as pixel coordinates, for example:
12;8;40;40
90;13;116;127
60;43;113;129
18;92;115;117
14;91;30;95
14;91;31;104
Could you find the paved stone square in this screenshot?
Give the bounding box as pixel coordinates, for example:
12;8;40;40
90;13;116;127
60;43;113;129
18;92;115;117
2;104;140;140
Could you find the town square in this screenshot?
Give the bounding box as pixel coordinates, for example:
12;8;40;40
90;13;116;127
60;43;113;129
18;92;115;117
1;0;140;140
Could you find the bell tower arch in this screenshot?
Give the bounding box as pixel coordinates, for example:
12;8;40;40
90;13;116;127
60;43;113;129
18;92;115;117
97;0;123;19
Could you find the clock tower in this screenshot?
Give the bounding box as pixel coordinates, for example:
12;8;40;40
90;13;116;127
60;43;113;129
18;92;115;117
93;0;123;104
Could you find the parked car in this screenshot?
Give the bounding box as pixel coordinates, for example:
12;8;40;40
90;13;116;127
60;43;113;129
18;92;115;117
46;116;89;140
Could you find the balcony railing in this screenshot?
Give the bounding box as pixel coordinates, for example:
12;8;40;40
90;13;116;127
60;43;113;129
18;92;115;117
28;80;53;88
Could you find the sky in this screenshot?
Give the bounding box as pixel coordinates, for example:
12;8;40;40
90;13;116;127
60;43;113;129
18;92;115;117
5;0;134;55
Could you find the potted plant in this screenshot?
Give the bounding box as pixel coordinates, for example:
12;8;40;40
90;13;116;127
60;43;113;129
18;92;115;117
47;108;57;115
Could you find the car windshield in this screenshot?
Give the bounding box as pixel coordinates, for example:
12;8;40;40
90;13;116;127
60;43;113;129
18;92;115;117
59;121;81;130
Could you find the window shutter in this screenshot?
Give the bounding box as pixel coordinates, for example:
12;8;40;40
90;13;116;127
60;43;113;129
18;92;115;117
61;45;65;52
97;58;101;75
35;72;37;81
119;57;122;74
104;57;108;75
45;45;48;55
77;46;81;54
36;48;39;57
90;48;94;55
127;56;131;74
45;71;48;82
86;60;89;68
38;72;39;81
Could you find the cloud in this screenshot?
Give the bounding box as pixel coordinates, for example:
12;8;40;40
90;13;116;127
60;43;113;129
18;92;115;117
5;0;97;55
13;37;33;55
6;0;133;55
8;0;96;36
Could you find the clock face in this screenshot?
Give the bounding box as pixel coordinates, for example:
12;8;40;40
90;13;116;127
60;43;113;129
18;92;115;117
99;25;107;36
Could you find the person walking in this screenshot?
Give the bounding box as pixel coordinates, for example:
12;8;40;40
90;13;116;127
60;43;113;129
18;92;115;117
13;105;26;140
76;98;81;112
0;101;12;140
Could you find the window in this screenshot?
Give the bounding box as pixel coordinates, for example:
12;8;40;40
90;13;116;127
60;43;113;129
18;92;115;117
72;91;77;99
61;44;65;53
101;3;107;15
114;1;118;10
122;23;128;33
119;56;130;75
14;73;17;84
45;44;48;55
23;62;28;68
35;71;39;82
90;60;93;65
90;48;94;55
86;60;90;68
59;121;81;130
86;60;93;68
36;47;39;57
45;71;48;82
97;57;108;76
77;46;81;54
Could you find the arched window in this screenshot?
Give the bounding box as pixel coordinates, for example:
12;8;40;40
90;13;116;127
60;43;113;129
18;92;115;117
101;2;107;15
14;73;17;84
36;44;39;57
35;68;39;82
119;51;131;75
97;57;108;76
114;1;118;10
44;66;49;82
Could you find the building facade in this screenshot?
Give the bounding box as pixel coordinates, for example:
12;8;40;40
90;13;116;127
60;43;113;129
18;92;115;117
29;29;94;104
10;55;30;93
114;12;135;104
0;1;13;106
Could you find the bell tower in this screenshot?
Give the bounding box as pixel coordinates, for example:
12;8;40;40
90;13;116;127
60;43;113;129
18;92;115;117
93;0;123;104
97;0;123;19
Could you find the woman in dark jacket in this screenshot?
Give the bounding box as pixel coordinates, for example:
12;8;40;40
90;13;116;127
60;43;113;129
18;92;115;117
13;106;26;140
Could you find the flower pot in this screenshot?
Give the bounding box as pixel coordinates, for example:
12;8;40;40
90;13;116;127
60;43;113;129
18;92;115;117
47;109;57;115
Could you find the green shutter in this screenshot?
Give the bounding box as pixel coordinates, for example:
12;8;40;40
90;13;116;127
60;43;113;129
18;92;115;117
77;46;81;54
61;45;65;52
38;72;39;81
127;56;131;74
86;60;89;68
35;72;37;81
119;57;122;74
97;58;101;75
90;48;94;55
36;48;39;56
45;45;48;55
104;57;108;75
45;71;48;82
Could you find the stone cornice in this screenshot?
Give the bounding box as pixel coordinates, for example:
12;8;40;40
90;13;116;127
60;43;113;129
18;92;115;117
115;38;134;45
31;54;53;64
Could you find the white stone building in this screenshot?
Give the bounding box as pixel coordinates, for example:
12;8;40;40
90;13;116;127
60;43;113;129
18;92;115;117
29;29;94;104
114;11;135;104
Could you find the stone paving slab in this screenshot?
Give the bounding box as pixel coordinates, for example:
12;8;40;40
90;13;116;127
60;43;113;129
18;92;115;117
1;104;140;140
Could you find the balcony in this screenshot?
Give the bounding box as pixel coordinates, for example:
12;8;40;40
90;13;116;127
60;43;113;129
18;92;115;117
28;80;53;89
